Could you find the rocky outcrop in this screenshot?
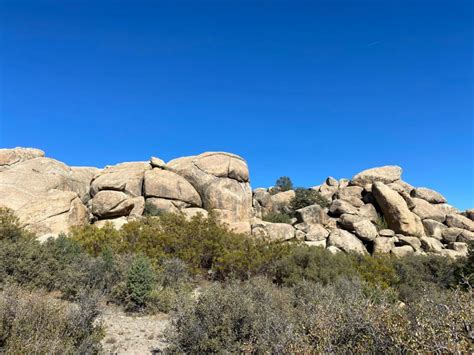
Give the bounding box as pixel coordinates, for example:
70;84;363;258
0;148;471;258
167;152;252;231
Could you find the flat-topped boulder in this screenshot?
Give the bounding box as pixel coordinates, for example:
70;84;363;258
351;165;402;189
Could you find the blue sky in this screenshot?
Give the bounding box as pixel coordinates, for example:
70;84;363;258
0;0;472;209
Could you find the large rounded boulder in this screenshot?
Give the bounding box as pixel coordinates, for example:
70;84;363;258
167;152;252;230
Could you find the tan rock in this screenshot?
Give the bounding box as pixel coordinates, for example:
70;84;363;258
327;229;368;255
391;245;415;257
0;147;45;168
441;227;463;243
270;190;295;214
144;169;202;206
445;214;474;232
251;221;295;241
351;165;402;189
167;152;252;225
91;162;151;197
411;187;447;204
422;219;448;240
329;200;358;216
357;203;378;222
145;198;180;214
339;214;378;241
372;182;425;237
150;157;166;168
373;237;396;254
411;198;446;222
387;180;414;194
398;236;422;251
295;204;328;225
16;190;88;237
90;191;135;218
457;229;474;243
420;237;444;253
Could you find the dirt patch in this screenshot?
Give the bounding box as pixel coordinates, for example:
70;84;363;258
100;304;170;354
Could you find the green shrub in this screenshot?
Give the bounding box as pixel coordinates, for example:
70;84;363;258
262;212;292;224
125;255;156;310
290;188;330;211
143;201;164;217
0;286;104;354
72;213;292;280
273;245;357;286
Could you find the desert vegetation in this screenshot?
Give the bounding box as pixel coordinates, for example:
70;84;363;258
0;207;472;353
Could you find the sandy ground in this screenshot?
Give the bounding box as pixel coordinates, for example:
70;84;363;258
100;304;170;354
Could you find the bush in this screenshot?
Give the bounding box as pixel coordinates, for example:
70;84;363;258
0;286;103;354
72;213;293;280
166;277;474;353
262;212;292;224
273;245;357;286
166;277;299;353
290;188;330;211
125;255;156;311
143;201;164;217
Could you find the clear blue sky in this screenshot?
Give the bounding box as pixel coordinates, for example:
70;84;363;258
0;0;472;209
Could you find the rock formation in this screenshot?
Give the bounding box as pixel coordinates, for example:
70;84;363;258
0;147;472;258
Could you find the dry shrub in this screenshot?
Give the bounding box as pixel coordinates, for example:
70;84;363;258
0;286;104;354
166;278;474;354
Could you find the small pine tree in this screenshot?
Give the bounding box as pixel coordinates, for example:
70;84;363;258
126;255;155;309
274;176;294;192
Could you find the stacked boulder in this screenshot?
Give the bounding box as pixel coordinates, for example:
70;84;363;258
0;147;472;258
0;147;96;239
251;166;473;258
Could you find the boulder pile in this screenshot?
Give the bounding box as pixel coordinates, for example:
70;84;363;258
0;147;472;258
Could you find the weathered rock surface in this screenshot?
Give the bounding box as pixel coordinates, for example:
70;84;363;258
373;237;396;254
445;214;474;232
0;147;45;169
252;220;295;241
327;229;368;255
351;165;402;189
329;200;358;216
168;152;252;228
411;198;446;222
16;190;88;236
372;182;425;237
295;204;328;225
91;162;150;197
144;169;202;206
411;187;447;204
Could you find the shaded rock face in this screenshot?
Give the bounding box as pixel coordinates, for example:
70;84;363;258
1;148;471;259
